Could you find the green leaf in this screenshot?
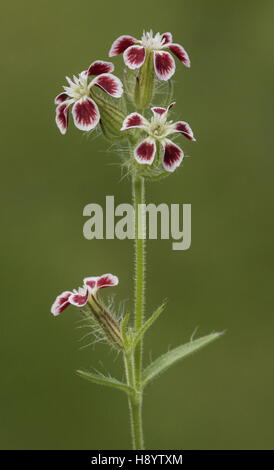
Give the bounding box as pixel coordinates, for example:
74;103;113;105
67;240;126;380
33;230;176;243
133;302;166;349
76;370;134;395
142;332;223;387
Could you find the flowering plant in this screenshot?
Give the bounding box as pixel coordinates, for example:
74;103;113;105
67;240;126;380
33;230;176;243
52;30;222;449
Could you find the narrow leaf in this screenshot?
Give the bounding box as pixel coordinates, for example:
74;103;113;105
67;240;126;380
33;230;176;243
142;332;223;387
133;302;166;349
76;370;134;395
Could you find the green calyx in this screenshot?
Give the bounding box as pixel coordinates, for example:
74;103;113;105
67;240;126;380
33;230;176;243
90;88;126;141
87;295;123;348
134;51;155;111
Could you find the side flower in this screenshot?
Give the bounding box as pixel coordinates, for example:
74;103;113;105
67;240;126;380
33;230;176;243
51;273;119;314
51;273;122;347
109;30;190;81
121;103;196;172
55;61;123;134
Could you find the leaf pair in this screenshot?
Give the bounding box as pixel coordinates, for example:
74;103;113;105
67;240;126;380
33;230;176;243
77;331;223;394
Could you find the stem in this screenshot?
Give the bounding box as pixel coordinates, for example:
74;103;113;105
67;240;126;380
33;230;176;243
124;352;144;450
125;174;145;450
123;173;146;450
133;175;145;388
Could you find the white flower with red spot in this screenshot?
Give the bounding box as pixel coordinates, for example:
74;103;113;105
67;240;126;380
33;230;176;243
51;274;119;316
109;30;190;81
55;61;123;134
121;103;195;172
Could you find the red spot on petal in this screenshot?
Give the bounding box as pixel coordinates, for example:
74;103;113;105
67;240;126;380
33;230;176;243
154;51;175;81
161;32;173;44
152;107;166;116
69;290;89;307
85;279;96;289
51;291;72;315
163;141;183;171
124;46;146;69
94;74;122;97
97;274;118;289
168;44;190;67
122;113;145;130
55;92;68;104
56;103;69;134
175;122;195;140
135;139;156;163
72;98;99;131
109;35;137;56
87;60;114;76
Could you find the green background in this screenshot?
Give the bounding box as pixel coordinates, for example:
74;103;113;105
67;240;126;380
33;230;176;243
1;0;273;450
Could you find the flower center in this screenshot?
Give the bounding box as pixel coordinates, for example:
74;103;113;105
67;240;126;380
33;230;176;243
141;30;164;50
150;122;165;137
148;116;171;140
64;74;90;101
73;85;89;100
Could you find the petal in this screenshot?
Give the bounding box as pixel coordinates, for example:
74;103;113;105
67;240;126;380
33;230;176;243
109;35;138;57
121;112;148;130
97;274;119;289
151;106;166;116
55;103;69;135
69;288;89;307
153;51;175;81
151;102;175;117
54;92;69;104
162;139;184;172
91;73;123;98
167;101;176;112
87;60;114;76
174;121;196;141
51;291;72;316
134;138;156;165
123;45;146;70
168;43;191;68
83;276;98;291
72;97;100;131
161;32;173;44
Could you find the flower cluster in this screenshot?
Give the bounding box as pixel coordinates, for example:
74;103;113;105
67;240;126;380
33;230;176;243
54;29;195;175
53;29;195;310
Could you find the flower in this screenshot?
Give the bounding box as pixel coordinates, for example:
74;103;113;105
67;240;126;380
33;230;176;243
121;103;196;172
109;30;190;81
51;273;119;316
55;61;123;134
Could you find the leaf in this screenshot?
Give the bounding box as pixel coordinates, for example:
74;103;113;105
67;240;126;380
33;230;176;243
142;332;223;387
76;370;134;395
132;302;166;349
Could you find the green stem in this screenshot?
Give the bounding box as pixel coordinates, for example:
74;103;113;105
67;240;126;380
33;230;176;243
123;174;146;450
133;175;145;389
124;352;144;449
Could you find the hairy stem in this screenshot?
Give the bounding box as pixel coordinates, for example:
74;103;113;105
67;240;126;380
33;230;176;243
124;352;144;449
133;175;145;388
124;174;146;450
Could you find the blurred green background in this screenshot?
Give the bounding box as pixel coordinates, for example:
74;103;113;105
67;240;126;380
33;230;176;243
1;0;273;450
